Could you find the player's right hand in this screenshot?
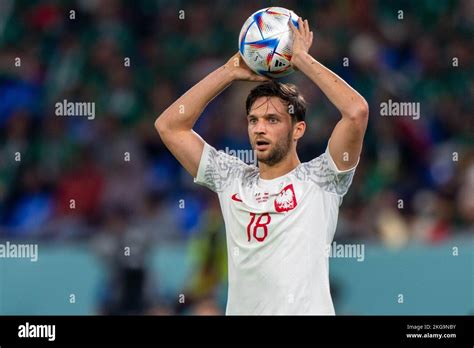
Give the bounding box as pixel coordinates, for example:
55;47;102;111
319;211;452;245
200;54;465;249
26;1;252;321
225;53;270;82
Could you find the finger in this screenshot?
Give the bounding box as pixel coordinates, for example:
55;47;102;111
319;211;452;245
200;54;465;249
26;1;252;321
306;28;312;43
304;19;309;34
255;75;271;82
298;17;304;34
250;72;270;81
289;18;297;33
310;31;314;46
303;27;310;42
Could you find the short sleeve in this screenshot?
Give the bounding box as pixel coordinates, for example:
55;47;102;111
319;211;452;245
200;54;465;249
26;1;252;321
296;146;358;196
194;142;249;193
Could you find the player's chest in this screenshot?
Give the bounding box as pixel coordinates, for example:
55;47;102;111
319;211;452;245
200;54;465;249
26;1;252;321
224;180;311;243
229;180;302;213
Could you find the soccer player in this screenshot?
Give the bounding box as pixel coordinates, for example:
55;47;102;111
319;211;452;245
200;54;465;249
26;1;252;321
155;18;368;315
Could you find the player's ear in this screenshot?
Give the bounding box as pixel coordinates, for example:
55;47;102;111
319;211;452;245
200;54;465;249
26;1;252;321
293;121;306;140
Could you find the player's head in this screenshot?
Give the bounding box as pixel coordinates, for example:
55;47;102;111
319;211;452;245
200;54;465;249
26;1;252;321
246;81;306;166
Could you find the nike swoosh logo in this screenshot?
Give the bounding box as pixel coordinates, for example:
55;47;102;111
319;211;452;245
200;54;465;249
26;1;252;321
231;193;243;202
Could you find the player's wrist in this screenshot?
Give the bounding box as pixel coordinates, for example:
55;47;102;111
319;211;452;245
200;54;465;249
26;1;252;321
219;64;237;83
291;51;307;68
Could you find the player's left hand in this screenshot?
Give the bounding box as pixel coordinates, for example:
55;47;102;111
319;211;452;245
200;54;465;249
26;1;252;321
225;52;271;82
289;17;313;64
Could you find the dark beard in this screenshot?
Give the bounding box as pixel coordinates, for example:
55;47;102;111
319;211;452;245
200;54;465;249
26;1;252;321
257;130;293;166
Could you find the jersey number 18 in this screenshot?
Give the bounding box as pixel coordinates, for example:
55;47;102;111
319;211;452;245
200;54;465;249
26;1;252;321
247;212;271;242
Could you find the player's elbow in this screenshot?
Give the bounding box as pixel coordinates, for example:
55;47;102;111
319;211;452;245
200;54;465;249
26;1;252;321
347;98;369;124
154;115;169;136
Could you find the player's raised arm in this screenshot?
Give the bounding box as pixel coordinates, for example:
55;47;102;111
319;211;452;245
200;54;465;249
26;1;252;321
290;18;369;170
154;53;268;178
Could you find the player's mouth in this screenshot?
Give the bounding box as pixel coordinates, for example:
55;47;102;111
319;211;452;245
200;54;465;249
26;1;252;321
255;139;270;151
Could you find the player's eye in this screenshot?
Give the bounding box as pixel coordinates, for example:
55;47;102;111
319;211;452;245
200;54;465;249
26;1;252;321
248;118;257;125
269;117;278;123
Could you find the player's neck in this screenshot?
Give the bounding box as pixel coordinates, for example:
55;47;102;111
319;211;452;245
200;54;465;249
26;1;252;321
258;153;301;180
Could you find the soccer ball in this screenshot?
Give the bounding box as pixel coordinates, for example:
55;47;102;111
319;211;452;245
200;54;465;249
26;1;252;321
238;7;300;78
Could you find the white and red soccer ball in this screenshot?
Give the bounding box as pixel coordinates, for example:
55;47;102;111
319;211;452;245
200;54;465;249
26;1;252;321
238;7;300;78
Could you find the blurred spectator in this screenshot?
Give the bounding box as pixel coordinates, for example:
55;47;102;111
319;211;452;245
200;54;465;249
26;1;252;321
180;197;227;314
93;205;156;315
54;145;104;221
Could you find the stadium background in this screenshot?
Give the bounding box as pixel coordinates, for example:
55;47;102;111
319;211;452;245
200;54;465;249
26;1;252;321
0;0;472;315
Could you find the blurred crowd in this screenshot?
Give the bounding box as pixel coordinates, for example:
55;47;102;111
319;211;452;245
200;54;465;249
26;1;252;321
0;0;472;314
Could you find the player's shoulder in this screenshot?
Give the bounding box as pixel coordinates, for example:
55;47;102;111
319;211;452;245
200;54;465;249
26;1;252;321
293;150;356;196
204;143;259;188
294;151;330;181
208;145;257;172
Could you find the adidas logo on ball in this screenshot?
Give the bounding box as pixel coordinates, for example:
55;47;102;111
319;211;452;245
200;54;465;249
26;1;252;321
274;60;287;68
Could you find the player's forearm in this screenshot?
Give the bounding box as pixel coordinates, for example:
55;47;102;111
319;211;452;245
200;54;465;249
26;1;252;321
292;52;368;120
155;65;233;133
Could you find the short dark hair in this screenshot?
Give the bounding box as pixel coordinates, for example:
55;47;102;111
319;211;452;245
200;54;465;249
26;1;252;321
245;81;306;123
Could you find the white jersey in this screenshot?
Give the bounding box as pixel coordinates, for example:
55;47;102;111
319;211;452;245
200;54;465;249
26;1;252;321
194;142;357;315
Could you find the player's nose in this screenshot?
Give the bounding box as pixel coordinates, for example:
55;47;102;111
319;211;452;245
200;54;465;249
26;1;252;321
253;119;267;134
